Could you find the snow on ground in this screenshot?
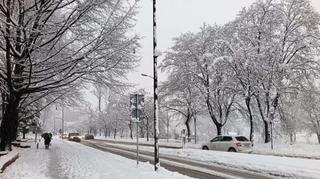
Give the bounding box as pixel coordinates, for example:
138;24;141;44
0;137;192;179
0;139;50;179
160;148;320;178
94;136;183;147
99;141;320;178
253;143;320;159
0;150;19;172
94;136;320;159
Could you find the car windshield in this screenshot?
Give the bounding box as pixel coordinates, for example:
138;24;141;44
235;136;249;141
210;136;223;142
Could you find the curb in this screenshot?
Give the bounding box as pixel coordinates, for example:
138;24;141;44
0;152;19;173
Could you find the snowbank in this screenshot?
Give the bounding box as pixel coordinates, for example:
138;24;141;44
97;141;320;178
93;137;320;160
253;143;320;159
0;150;19;173
159;148;320;178
1;137;192;179
94;136;183;148
0;141;50;179
53;138;191;179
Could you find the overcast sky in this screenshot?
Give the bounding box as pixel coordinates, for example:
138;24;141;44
127;0;320;94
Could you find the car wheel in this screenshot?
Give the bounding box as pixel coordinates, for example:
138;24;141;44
202;146;209;150
228;148;236;152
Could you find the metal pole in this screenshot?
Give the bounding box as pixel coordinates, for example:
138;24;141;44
194;113;197;144
136;122;139;165
136;94;139;165
167;111;169;142
35;130;37;143
153;0;160;171
147;116;149;141
62;106;64;138
271;120;273;150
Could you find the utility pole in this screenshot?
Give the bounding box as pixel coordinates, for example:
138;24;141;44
153;0;160;171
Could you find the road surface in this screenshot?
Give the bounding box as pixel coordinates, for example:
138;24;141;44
81;140;279;179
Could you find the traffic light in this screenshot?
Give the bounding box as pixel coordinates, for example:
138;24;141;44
130;94;144;122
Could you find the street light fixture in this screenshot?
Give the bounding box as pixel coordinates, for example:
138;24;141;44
141;73;154;79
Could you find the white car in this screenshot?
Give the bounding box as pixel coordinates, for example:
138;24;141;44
201;135;252;153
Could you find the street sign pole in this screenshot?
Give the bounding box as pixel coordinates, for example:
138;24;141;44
136;94;139;165
136;119;139;165
130;94;144;166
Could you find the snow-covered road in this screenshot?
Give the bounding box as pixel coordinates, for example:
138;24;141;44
87;139;320;179
0;138;191;179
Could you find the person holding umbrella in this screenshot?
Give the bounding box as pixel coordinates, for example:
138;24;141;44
41;132;52;149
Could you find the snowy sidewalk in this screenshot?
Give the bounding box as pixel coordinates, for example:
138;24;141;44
0;139;50;179
0;137;191;179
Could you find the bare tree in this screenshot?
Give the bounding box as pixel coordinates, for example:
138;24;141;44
230;0;320;143
300;87;320;144
0;0;140;150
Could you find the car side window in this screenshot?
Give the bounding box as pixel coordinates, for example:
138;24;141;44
235;136;249;141
221;136;233;141
210;136;222;142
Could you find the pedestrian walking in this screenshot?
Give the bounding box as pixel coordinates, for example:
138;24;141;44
41;132;52;149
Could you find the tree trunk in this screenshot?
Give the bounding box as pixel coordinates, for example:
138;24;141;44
185;109;193;142
255;95;270;143
113;128;117;139
104;126;108;138
108;127;111;137
245;97;254;141
0;95;20;151
185;120;191;141
1;93;6;118
120;128;124;138
289;132;293;144
216;124;222;136
146;116;149;141
317;133;320;144
129;122;133;139
139;124;144;138
263;120;270;143
22;127;27;139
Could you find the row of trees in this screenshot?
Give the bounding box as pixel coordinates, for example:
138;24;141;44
160;0;320;143
81;87;157;140
0;0;140;150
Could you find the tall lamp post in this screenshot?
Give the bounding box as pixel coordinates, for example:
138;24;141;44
142;0;159;170
153;0;160;171
141;72;159;170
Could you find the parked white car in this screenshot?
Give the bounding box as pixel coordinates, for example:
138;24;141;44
201;135;252;153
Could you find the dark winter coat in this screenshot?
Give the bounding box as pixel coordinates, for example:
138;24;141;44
41;133;52;145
